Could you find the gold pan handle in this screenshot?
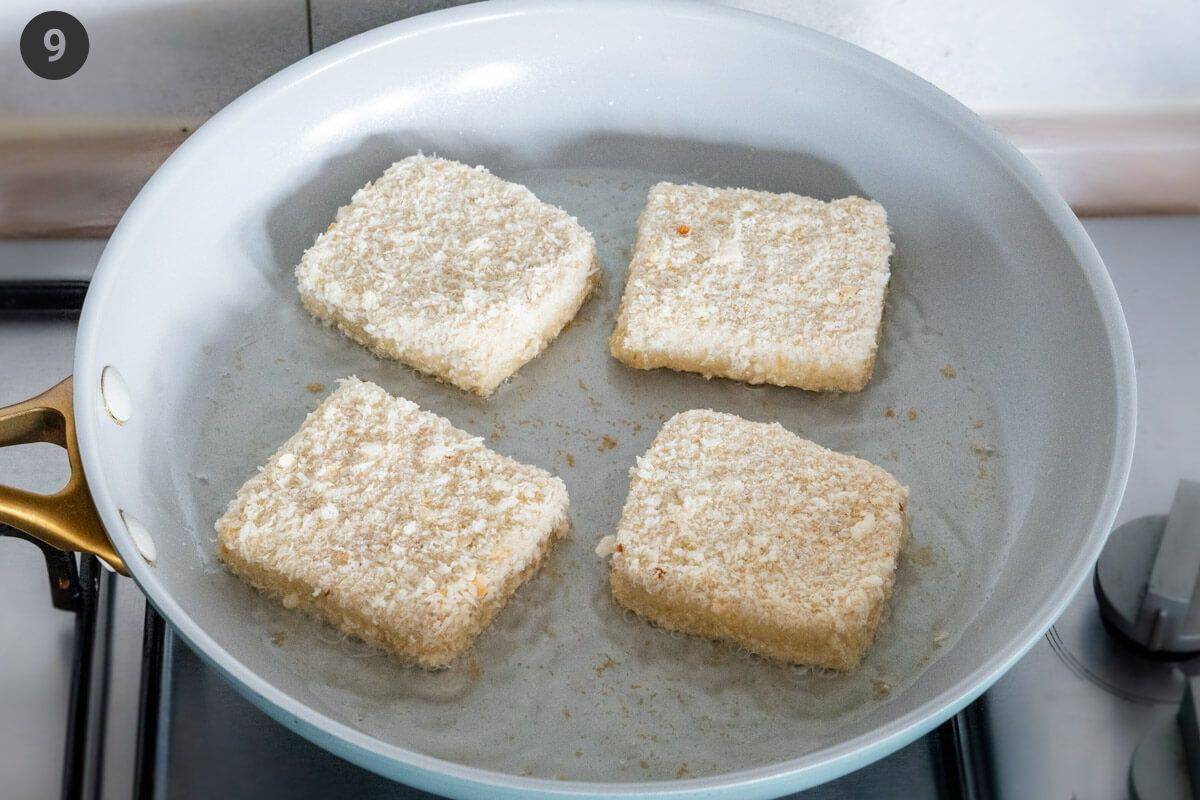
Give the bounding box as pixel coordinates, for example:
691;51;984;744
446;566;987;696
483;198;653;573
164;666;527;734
0;377;127;575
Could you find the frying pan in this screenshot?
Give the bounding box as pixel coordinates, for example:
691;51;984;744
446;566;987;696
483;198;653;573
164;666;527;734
0;2;1135;797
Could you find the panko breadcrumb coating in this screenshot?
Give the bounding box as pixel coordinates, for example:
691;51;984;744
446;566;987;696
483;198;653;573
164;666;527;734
600;410;907;670
610;182;894;392
216;378;570;668
297;155;598;395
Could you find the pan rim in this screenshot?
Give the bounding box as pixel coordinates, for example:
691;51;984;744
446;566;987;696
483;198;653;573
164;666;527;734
72;1;1137;796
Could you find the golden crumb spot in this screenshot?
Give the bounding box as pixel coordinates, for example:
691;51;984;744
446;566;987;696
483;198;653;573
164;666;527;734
577;379;589;391
594;654;620;678
934;630;949;646
575;750;583;758
676;224;691;236
871;679;891;696
972;419;984;429
598;435;618;452
520;767;533;777
639;760;650;770
906;545;935;567
978;463;987;480
306;382;325;394
940;364;957;379
270;632;286;646
566;453;576;468
563;708;571;720
906;409;918;422
884;408;896;419
676;763;690;778
467;659;483;680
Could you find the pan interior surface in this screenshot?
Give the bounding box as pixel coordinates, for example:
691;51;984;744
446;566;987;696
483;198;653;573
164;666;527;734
75;1;1130;792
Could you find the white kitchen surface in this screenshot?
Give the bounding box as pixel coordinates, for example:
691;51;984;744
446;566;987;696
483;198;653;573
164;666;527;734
0;0;308;127
721;0;1200;115
2;1;1196;238
1;0;1198;126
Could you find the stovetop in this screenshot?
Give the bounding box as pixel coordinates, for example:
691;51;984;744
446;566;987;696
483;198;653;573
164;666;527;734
2;216;1199;799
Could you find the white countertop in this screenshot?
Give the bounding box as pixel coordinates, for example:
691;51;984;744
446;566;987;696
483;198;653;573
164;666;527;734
3;0;1198;122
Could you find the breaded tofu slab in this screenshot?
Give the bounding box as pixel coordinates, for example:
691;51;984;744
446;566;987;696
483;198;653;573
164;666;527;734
297;155;598;396
600;410;907;670
610;182;894;392
215;378;570;669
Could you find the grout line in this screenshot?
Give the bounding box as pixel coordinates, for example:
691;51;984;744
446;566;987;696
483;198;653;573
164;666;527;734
305;0;314;54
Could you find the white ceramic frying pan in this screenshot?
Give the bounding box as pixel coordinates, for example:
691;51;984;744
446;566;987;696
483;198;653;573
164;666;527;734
0;2;1135;798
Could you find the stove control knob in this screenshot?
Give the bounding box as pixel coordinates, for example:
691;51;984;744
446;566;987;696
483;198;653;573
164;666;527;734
1096;480;1200;657
1130;675;1200;800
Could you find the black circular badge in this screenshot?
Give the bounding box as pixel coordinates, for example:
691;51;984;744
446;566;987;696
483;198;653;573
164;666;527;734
21;11;88;80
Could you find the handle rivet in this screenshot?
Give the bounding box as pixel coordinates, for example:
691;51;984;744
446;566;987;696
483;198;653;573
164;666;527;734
100;366;131;424
119;509;155;564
